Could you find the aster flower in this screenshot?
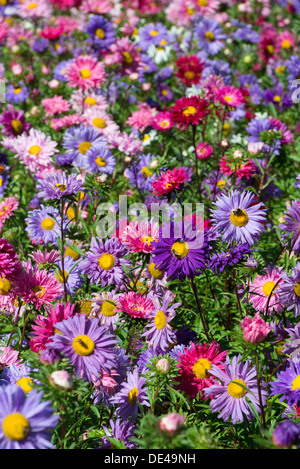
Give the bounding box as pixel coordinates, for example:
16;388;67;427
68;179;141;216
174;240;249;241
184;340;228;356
86;15;116;51
138;23;169;52
99;418;137;449
278;201;300;254
48;314;117;382
0;364;35;394
176;342;228;400
248;266;283;315
272;420;300;448
64;55;107;90
151;167;192;197
279;263;300;317
90;290;121;331
19;264;63;309
79;237;130;288
151;220;208;281
0;384;58;449
41;96;70;117
108;37;144;76
127;153;158;193
211;190;267;246
116;291;154;320
83;108;119;137
176;55;204;86
17;0;52;18
126;103;156;133
110;368;150;420
36;173;83;201
143;290;181;352
0;347;21;371
206;355;267;424
53;257;83;296
25;205;66;246
85;146;116;175
270;360;300;407
169;96;210;130
216;86;245;108
62;124;107;168
120;220;159;254
29;301;76;353
0;239;22;280
240;313;271;344
5;85;29;104
0;105;31;137
194;18;226;56
209;244;251;274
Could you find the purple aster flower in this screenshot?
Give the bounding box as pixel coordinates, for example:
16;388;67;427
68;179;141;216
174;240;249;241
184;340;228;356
90;290;121;332
36;172;83;201
53;256;83;296
110;368;150;421
209;243;251;274
270;360;300;406
138;23;169;52
151;220;209;281
140;54;158;76
85;146;116;174
272;420;300;448
202;59;231;84
287;55;300;89
294;175;300;189
127;153;158;193
53;60;73;82
264;83;293;111
0;161;9;198
62;124;107;168
25;204;68;246
98;418;137;449
143;290;181;352
206;355;267;424
56;153;75;166
5;85;29;104
211;190;267;246
157;84;174;103
48;314;117;382
0;364;35;394
194;18;226;56
79;237;130;288
32;38;49;53
86;15;115;51
0;104;31;137
233;24;260;43
29;196;40;210
278;200;300;254
279;263;300;317
282;323;300;362
0;384;59;449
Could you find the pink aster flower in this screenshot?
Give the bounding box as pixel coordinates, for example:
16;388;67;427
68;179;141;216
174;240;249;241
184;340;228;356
50;0;81;9
278;31;295;51
152;111;174;131
17;0;52;18
42;96;70;117
216;86;245;108
29;250;60;266
0;346;21;371
70;90;108;114
176;342;228;400
64;55;107;90
220;155;257;180
248;266;283;315
120;220;159;253
19;264;64;309
196;142;213;160
50;114;86;130
240;312;271;344
0;197;19;230
152;167;192;196
83;108;119;136
269;117;294;144
0;239;22;280
106;131;143;156
29;301;76;353
80;0;112;14
200;75;225;104
0;19;9;42
107;37;144;76
126;103;157;132
116;291;154;319
56;16;81;35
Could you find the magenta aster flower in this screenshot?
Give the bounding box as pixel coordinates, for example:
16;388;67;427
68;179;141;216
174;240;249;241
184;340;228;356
48;314;117;382
248;266;283;315
0;104;31;137
64;55;107;90
116;291;154;320
120;220;159;254
169;96;210;130
216;85;245;107
0;239;22;280
152;167;192;197
19;264;63;309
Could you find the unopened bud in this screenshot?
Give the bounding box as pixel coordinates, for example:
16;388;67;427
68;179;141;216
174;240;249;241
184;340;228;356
49;370;73;390
159;413;185;435
156;358;171;373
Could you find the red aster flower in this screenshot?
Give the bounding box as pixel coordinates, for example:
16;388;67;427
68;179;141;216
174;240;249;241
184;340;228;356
40;26;64;40
175;55;205;86
220;155;257;180
152;167;192;196
169;96;210;130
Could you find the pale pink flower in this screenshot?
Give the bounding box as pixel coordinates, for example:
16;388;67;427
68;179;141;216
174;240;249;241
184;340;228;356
248;266;283;315
83;108;119;136
241;313;271;344
126;103;157;132
50;113;86;130
64;55;107;90
17;0;52;18
69;90;108;114
106;131;143;155
159;413;185;434
80;0;112;14
42;96;70;117
120;220;159;253
0;346;21;370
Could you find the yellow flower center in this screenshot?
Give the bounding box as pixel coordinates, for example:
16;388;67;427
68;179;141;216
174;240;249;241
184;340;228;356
160;120;170;128
262;281;276;297
193;358;212;379
66;207;75;220
55;269;69;284
294;282;300;297
65;247;80;260
172;241;189;259
205;31;215;42
128;387;139;405
0;277;11;295
2;413;30;441
282;40;291;49
154;310;167;330
150;30;158;36
95;156;107;167
85;97;97;106
14;88;22;94
101;300;117;317
16;377;33;394
186;7;195;15
93;118;106;129
217;180;226;188
273;95;281;103
28;3;37;9
0;165;5;175
159;39;167;46
182;106;197;116
223;95;233;103
11;119;23;134
79;300;92;316
41;217;55;230
80;69;91;79
292;375;300;390
276;65;285;75
141;167;154;177
95;28;105;39
266;44;274;54
184;71;195;80
227;379;247;398
141;236;154;246
123;51;133;65
29;145;41;156
230;209;248;227
72;335;95;356
198;0;208;5
98;253;115;270
31;285;45;298
78;141;92;154
148;263;163;279
53;183;67;192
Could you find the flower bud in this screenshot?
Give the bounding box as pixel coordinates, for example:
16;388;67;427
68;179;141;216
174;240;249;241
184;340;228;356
48;79;60;89
156;358;171;373
49;370;73;390
240;313;271;344
159;413;185;435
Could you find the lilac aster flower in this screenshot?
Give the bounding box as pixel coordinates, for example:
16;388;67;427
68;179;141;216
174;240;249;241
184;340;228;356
246;118;282;154
127;153;159;193
143;290;181;352
79;237;130;288
86;15;116;51
233;24;260;43
53;60;73;82
202;60;231;84
295;175;300;189
211;190;267;246
272;420;300;448
85;146;116;174
110;368;150;421
53;257;83;296
151;220;209;281
279;263;300;317
62;124;107;168
209;244;251;273
0;364;35;394
0;384;59;449
206;355;267;424
138;23;169;52
278;200;300;254
36;172;83;201
194;18;226;56
99;418;137;449
270;360;300;406
90;290;121;332
5;85;29;104
25;204;67;246
48;314;117;382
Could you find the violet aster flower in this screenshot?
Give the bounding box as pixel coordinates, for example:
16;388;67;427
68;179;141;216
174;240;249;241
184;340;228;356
98;418;137;449
209;244;251;274
25;205;67;246
110;368;150;421
48;314;117;382
5;84;29;104
194;18;226;56
86;15;115;51
0;384;59;449
211;190;267;246
62;124;107;168
36;172;83;201
0;105;31;137
127;153;158;193
90;290;121;332
151;220;208;281
206;355;267;424
0;364;35;394
53;256;83;296
138;23;169;52
85;146;116;174
79;237;130;288
143;290;181;352
278;200;300;254
272;420;300;448
279;263;300;317
270;360;300;406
